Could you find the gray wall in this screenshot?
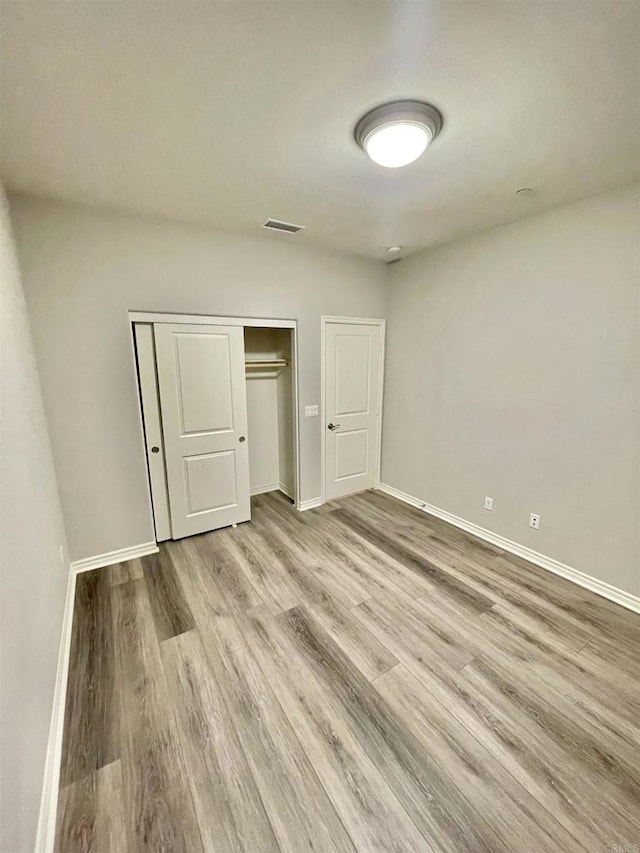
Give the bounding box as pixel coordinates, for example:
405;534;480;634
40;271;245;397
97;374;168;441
0;188;69;851
10;194;387;562
382;184;640;597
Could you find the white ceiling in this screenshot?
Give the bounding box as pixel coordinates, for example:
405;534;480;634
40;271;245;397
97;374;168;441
2;2;639;259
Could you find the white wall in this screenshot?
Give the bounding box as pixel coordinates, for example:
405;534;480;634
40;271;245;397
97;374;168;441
0;188;69;851
382;184;640;597
10;194;387;562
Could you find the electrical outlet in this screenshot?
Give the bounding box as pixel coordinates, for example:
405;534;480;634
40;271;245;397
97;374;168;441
529;513;541;530
484;496;493;511
304;404;319;417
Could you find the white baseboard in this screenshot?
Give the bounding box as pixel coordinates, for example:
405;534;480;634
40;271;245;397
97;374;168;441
70;540;158;574
297;496;324;512
378;483;640;616
35;566;77;853
250;483;280;497
35;537;158;849
279;482;294;500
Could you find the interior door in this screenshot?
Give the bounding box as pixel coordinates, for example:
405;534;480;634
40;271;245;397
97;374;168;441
324;321;383;500
154;323;250;538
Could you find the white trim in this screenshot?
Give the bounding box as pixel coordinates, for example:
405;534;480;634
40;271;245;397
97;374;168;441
321;315;387;325
279;483;294;500
70;541;158;574
320;316;386;502
374;322;386;490
36;535;160;850
378;483;640;616
250;483;280;497
378;483;426;511
290;325;301;508
129;311;296;328
35;566;76;853
297;496;324;512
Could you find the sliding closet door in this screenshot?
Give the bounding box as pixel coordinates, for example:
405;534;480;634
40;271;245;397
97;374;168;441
154;323;250;538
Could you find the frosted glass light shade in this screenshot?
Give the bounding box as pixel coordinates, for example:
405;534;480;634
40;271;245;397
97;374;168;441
364;122;431;168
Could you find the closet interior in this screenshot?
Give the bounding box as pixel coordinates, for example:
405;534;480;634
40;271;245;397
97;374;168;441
244;326;294;501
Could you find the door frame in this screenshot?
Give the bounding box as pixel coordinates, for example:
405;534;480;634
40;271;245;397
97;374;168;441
320;315;386;504
128;311;300;542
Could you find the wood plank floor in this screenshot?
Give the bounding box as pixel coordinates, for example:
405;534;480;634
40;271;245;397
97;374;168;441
55;489;640;852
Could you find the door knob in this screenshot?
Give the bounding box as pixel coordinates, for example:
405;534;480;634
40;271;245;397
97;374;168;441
151;446;160;454
327;423;341;431
239;435;246;443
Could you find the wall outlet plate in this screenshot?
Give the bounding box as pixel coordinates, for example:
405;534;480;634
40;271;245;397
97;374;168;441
484;496;493;511
305;405;319;417
529;513;541;530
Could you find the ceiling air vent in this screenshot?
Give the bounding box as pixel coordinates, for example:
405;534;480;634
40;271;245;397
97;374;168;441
262;218;305;234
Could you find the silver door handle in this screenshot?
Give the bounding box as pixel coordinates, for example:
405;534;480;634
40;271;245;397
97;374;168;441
327;423;341;431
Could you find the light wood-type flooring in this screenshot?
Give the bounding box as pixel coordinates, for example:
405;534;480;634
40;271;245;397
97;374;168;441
56;489;640;852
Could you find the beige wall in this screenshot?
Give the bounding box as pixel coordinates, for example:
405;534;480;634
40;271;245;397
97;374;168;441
10;194;387;562
0;189;69;851
382;184;640;597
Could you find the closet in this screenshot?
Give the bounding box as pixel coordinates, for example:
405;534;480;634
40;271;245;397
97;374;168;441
132;316;296;542
244;327;294;500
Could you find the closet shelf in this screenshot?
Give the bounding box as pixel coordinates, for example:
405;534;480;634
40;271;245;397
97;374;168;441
245;358;289;378
245;359;288;367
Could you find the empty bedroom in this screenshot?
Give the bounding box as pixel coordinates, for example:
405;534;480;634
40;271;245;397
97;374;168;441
1;2;639;852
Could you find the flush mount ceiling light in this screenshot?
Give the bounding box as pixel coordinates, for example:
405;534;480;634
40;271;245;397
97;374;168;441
355;100;443;168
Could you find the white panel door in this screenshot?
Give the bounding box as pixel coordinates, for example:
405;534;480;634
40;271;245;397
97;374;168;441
324;321;383;500
154;323;250;538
